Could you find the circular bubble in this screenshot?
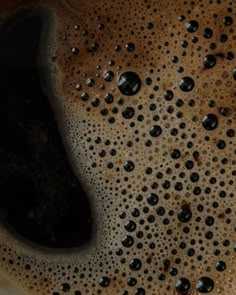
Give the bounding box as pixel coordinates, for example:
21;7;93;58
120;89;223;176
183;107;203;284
118;72;141;96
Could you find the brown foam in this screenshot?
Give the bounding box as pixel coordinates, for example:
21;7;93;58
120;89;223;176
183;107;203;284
0;0;235;294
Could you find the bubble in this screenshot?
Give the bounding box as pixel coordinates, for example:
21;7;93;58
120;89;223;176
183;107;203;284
164;90;174;101
127;277;137;286
103;71;114;82
223;16;233;26
233;67;236;80
131;208;140;217
226;52;234;60
220;34;228;43
156;206;165;216
122;235;134;247
196;277;214;293
147;193;159;206
178;77;195;92
202;114;218;131
203;28;213;39
215;260;226;272
124;160;135;172
86;78;95;87
205;216;214;226
203;55;216;69
175;277;191;293
61;283;70;292
149;125;162;137
91;98;100;107
129;258;142;271
71;47;80;55
124;220;136;232
170;268;178;276
186;20;199;33
171;149;181;159
104;93;114;104
125;42;135;52
99;276;110;287
217;140;226;149
135;288;146;295
177;205;192;223
226;129;235;137
122;107;135;119
118;72;141;96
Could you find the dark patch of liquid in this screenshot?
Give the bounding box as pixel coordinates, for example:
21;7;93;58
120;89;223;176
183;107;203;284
0;12;92;248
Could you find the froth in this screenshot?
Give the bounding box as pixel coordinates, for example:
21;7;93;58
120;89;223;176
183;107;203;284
0;0;235;294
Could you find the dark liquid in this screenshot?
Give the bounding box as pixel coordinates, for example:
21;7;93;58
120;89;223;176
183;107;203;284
0;11;92;248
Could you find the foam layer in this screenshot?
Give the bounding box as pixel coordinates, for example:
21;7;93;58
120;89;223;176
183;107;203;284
0;0;235;294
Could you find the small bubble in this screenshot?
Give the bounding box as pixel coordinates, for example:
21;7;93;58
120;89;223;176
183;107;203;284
115;45;121;52
71;47;80;55
223;16;233;26
61;283;70;292
220;34;228;43
125;42;135;52
203;55;216;69
226;129;235;137
178;15;185;22
125;220;136;232
176;277;191;293
196;277;214;293
164;90;174;101
122;235;134;247
181;40;188;48
91;98;100;107
147;193;159;206
203;28;213;39
98;23;104;30
226;51;234;61
129;258;142;271
131;208;140;217
118;72;141;96
178;205;192;223
122;107;135;119
104;71;114;82
205;216;214;226
170;268;178;276
171;149;181;159
124;160;135;172
215;261;226;271
219;107;230;117
179;77;195;92
202;114;218;131
232;67;236;80
150;125;162;137
135;288;146;295
81;92;90;101
99;276;110;287
147;22;154;29
86;78;95;87
216;140;226;149
186;20;199;33
127;277;137;286
104;93;114;104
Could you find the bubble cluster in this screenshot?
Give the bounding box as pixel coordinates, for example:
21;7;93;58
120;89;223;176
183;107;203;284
0;0;235;294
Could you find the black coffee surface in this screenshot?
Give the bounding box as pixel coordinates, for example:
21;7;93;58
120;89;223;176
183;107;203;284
0;12;92;248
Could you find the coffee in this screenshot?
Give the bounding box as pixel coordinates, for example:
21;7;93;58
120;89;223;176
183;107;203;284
0;0;235;294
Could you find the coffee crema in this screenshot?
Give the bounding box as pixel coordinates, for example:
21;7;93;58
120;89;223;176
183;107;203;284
0;0;235;295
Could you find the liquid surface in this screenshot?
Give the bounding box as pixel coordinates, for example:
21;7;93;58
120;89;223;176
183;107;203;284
0;12;92;248
0;1;235;295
